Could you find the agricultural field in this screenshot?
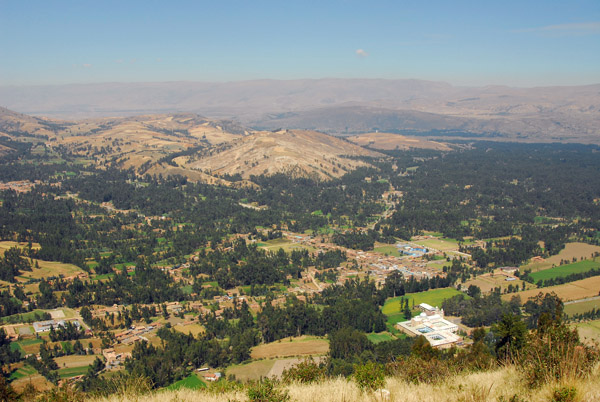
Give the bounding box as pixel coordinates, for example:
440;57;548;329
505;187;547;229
525;242;600;272
225;359;276;382
564;298;600;316
572;319;600;345
250;336;328;359
164;373;206;391
528;259;600;282
9;363;37;381
501;276;600;303
462;269;533;294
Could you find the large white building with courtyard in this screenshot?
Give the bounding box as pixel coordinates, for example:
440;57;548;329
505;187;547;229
396;303;462;348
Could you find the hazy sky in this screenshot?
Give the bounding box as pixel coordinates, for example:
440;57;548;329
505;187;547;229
1;0;599;87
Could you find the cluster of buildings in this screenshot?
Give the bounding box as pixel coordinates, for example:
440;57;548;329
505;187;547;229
32;319;81;333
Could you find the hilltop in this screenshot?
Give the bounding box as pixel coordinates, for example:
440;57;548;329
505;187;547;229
186;129;381;181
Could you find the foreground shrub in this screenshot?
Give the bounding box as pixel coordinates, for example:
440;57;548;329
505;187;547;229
520;316;598;387
205;378;244;395
387;356;456;385
246;379;290;402
353;361;385;392
551;386;578;402
282;357;326;384
84;373;153;398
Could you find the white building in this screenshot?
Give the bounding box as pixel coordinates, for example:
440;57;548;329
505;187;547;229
396;306;461;348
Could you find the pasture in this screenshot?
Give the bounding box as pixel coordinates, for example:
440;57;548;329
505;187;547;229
383;287;466;317
528;259;600;282
525;242;600;272
564;298;600;316
250;336;328;359
501;276;600;303
16;259;85;281
367;332;395;344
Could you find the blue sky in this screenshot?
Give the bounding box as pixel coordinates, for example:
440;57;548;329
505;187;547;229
1;0;599;87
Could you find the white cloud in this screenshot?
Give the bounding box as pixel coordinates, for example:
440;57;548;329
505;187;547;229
513;21;600;36
355;49;368;58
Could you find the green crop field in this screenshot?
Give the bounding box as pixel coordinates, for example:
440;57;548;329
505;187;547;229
529;259;600;282
58;366;89;379
383;287;467;317
9;364;37;380
165;374;206;390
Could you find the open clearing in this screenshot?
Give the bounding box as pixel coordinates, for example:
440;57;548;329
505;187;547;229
367;332;395;344
0;241;41;253
257;238;315;253
173;323;205;337
250;336;329;359
373;244;402;257
501;276;600;303
572;319;600;345
383;287;466;316
16;259;84;280
529;259;600;282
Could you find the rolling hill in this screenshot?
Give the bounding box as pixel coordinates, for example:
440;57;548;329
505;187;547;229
1;79;598;143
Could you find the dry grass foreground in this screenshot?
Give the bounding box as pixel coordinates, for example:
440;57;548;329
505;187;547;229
90;364;600;402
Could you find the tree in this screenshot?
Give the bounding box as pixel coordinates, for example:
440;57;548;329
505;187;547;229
329;327;373;360
467;284;481;299
492;313;527;360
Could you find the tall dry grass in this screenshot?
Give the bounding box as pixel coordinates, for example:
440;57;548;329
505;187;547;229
89;363;600;402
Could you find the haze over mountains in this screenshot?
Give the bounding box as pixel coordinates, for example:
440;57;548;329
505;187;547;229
1;79;599;143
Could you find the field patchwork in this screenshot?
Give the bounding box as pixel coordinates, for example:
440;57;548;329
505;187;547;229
501;276;600;303
528;259;600;282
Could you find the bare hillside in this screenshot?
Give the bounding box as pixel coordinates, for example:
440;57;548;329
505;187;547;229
186;130;382;180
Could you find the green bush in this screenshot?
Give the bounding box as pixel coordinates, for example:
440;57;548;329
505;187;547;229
352;361;385;392
246;379;290;402
388;356;455;385
520;318;598;387
282;357;326;384
551;386;577;402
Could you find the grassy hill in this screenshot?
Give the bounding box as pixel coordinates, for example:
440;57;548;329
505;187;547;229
88;365;600;402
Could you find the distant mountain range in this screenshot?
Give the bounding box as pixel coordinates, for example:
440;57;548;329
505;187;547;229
1;79;599;143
